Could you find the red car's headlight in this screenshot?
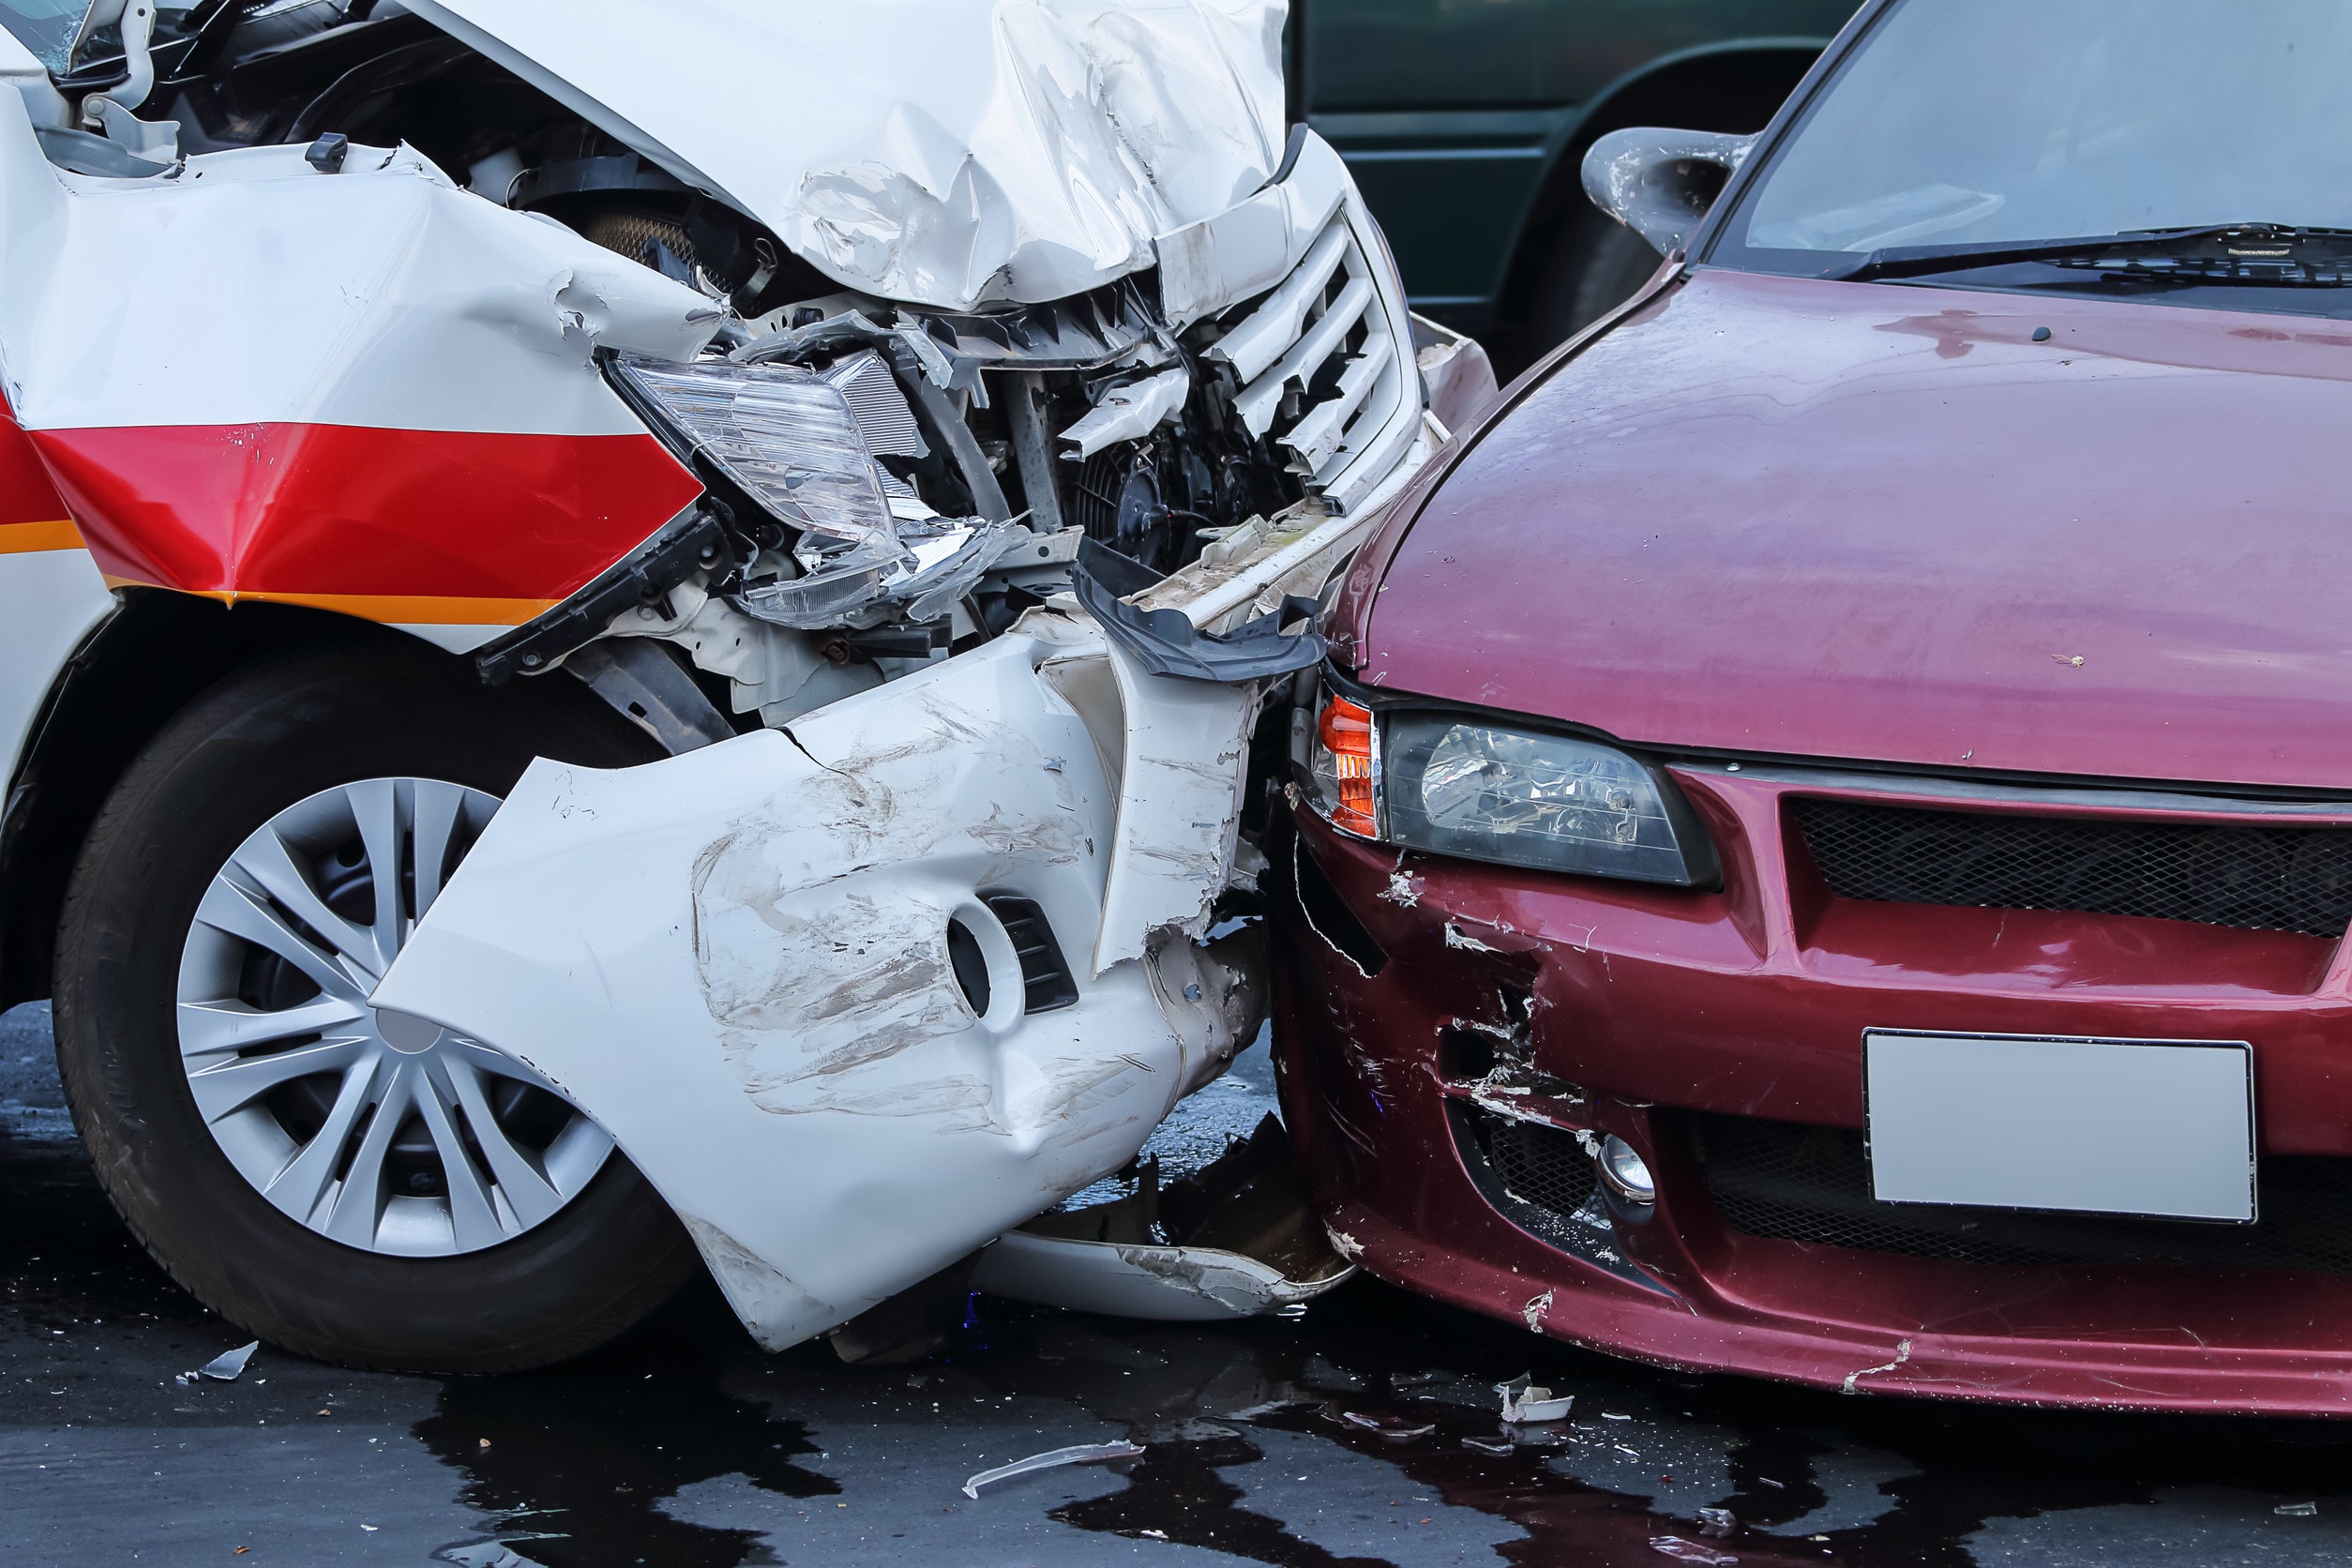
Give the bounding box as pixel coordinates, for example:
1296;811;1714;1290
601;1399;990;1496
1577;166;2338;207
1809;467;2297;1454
1306;687;1716;889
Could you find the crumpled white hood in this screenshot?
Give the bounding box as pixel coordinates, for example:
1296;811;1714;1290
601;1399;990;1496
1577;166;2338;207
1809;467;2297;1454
409;0;1289;311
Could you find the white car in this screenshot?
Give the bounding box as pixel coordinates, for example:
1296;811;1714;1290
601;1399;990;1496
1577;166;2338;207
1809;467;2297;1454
0;0;1485;1368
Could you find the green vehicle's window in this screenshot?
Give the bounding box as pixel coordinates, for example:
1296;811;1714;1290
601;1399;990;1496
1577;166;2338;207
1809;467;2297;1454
1714;0;2352;289
0;0;87;71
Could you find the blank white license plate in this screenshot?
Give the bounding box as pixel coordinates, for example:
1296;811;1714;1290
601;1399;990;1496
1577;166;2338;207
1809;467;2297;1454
1864;1030;2255;1222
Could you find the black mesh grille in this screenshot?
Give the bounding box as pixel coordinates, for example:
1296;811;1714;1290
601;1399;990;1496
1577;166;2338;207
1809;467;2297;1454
1697;1113;2352;1274
1483;1117;1600;1221
1450;1103;1598;1229
1793;798;2352;938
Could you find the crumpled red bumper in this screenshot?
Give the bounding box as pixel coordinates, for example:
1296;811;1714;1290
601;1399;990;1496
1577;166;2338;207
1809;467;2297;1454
1271;783;2352;1417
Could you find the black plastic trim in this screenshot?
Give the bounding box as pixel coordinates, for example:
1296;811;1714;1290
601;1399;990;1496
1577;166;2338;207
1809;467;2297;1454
474;505;729;686
982;894;1080;1015
1074;537;1324;684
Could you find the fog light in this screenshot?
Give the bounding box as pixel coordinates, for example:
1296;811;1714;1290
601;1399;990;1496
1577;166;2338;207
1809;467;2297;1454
1596;1136;1655;1206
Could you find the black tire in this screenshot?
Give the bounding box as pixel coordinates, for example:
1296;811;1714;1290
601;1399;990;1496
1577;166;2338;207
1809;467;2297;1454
1519;203;1670;365
53;640;701;1373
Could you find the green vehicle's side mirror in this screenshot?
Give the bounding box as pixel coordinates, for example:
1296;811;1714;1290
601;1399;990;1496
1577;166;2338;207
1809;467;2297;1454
1581;128;1756;258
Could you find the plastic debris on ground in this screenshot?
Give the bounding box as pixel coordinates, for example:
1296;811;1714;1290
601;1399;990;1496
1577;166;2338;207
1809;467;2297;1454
1697;1506;1739;1536
1649;1536;1741;1564
174;1340;259;1384
961;1441;1145;1499
436;1543;548;1568
2277;1502;2320;1516
1461;1434;1515;1455
1498;1373;1576;1423
1341;1410;1438;1441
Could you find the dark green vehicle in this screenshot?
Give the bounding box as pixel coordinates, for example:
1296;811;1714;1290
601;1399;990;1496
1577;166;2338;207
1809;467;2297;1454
1291;0;1862;370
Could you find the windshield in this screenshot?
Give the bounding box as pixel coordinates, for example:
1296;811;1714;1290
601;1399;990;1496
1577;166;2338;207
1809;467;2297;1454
0;0;86;72
1716;0;2352;275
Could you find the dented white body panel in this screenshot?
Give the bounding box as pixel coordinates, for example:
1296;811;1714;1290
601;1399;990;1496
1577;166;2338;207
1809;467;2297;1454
376;612;1294;1345
414;0;1289;311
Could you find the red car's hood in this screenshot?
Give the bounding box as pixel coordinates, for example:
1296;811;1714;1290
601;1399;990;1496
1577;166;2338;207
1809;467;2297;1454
1366;269;2352;792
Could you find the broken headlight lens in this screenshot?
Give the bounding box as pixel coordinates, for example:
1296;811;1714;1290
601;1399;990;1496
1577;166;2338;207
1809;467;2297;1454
613;355;905;567
1379;712;1708;886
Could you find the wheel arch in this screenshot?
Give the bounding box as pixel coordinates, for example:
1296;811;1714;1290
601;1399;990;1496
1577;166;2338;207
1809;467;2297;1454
1491;38;1832;332
0;591;447;1009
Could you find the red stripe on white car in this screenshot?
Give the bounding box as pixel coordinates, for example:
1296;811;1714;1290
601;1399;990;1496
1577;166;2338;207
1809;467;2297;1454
32;422;701;605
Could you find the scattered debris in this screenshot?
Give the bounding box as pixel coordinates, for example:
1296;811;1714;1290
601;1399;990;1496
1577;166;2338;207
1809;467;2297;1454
1649;1536;1740;1564
1461;1434;1515;1455
1522;1291;1554;1333
2277;1502;2319;1516
1445;923;1501;954
175;1341;259;1385
1341;1411;1438;1441
1697;1506;1738;1535
436;1544;548;1568
961;1441;1145;1499
1498;1375;1575;1424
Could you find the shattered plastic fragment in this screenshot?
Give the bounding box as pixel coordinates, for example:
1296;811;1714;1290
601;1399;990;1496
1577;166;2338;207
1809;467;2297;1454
961;1441;1145;1499
1460;1434;1515;1455
1649;1537;1740;1564
1522;1290;1553;1332
1840;1337;1913;1395
1498;1375;1575;1424
177;1341;258;1383
1341;1411;1437;1441
2277;1502;2319;1516
1697;1507;1738;1536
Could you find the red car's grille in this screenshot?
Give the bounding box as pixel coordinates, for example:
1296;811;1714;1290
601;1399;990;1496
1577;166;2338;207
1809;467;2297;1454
1696;1113;2352;1275
1792;797;2352;938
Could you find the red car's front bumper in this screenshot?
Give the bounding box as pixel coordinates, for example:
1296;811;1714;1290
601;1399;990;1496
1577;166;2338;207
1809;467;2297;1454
1272;763;2352;1416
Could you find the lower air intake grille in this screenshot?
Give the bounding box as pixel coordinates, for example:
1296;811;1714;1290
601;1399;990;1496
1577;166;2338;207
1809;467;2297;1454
1697;1113;2352;1274
1450;1102;1597;1232
1792;797;2352;938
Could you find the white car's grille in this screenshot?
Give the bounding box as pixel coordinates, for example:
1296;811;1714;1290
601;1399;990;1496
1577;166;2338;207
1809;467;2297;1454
1215;212;1410;507
1155;132;1424;518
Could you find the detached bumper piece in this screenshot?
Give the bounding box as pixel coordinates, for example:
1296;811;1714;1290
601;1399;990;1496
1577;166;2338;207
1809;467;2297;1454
972;1116;1354;1320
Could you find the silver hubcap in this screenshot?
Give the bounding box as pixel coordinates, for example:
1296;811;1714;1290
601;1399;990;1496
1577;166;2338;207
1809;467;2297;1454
175;778;615;1258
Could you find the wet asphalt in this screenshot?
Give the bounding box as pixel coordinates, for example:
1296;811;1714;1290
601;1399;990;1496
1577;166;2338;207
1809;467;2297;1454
9;1001;2352;1566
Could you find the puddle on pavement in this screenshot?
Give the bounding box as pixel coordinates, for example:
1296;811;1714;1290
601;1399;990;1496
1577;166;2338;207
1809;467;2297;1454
10;1000;2352;1566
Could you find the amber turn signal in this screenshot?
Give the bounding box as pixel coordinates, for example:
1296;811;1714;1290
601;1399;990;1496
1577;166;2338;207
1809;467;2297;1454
1313;696;1378;837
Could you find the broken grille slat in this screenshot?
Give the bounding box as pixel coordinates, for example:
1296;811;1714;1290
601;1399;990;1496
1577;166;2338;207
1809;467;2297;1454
1233;273;1377;439
1282;321;1393;477
1209;221;1352;384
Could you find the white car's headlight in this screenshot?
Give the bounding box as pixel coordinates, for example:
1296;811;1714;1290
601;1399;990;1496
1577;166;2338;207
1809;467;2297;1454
612;355;905;570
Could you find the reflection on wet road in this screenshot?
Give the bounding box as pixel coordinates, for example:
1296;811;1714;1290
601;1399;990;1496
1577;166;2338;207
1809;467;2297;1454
8;1000;2352;1565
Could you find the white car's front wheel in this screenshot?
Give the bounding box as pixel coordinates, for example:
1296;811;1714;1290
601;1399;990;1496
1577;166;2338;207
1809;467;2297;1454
53;640;700;1372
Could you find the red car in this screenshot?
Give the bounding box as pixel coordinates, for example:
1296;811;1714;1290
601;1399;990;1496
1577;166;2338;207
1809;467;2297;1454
1278;0;2352;1415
